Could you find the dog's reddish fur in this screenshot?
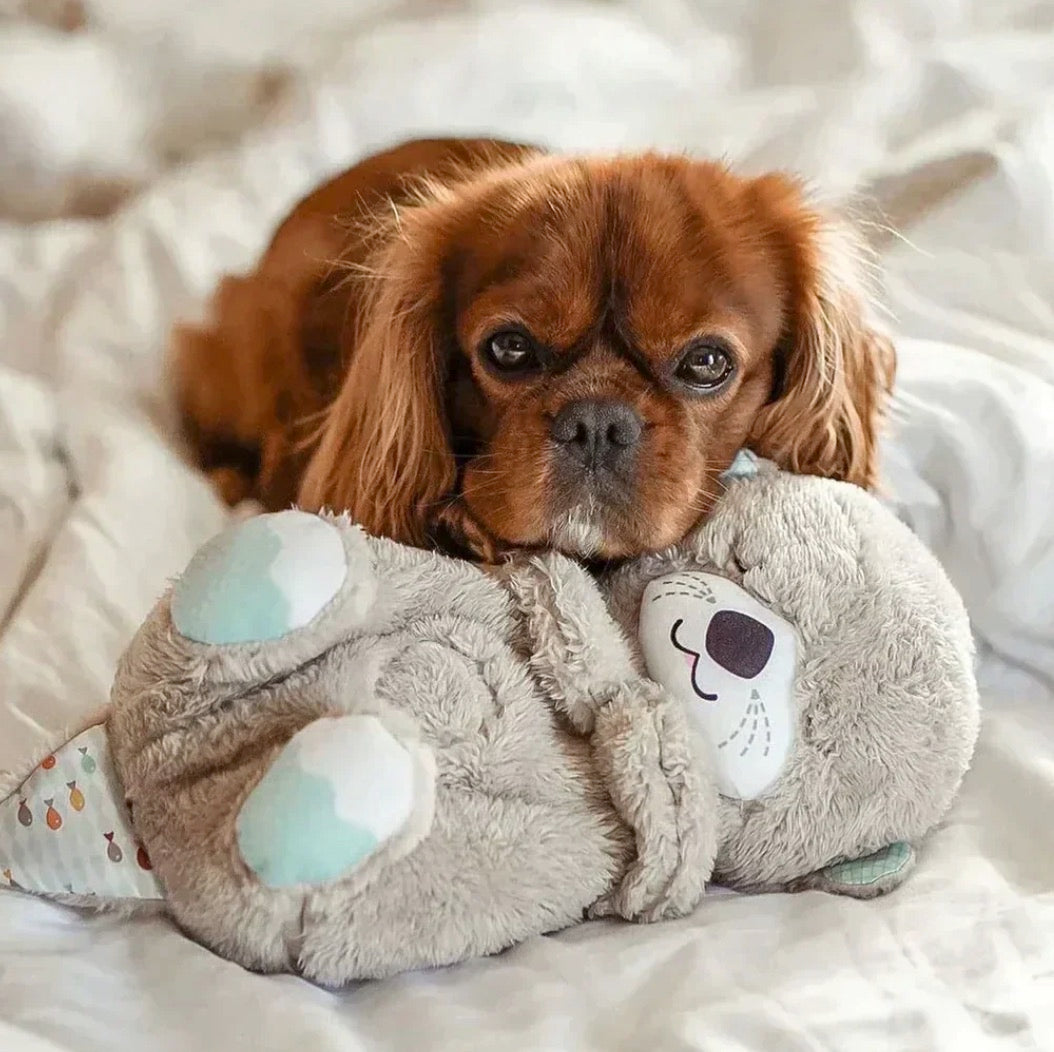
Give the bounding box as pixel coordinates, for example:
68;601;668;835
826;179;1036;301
173;137;894;561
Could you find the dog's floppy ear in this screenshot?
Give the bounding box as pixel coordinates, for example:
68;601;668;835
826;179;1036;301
298;234;456;546
749;210;896;490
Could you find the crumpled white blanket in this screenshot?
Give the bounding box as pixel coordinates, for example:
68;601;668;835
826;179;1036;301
1;1;1052;1049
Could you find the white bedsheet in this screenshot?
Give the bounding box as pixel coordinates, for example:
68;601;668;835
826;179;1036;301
1;1;1053;1048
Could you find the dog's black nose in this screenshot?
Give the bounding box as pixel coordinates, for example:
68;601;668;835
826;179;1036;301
550;400;643;472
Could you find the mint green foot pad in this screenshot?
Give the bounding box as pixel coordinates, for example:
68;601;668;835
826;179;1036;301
236;714;433;888
797;841;916;898
171;511;347;645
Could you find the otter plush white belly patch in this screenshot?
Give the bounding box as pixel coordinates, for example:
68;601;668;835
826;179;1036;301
639;572;797;801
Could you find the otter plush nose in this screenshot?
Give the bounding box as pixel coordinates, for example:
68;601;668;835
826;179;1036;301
550;399;643;472
705;610;775;679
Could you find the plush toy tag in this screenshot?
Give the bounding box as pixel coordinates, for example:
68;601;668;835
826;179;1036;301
639;572;797;800
0;725;163;900
720;448;760;480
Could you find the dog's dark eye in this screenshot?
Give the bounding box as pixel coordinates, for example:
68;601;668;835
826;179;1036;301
485;329;539;372
675;342;734;390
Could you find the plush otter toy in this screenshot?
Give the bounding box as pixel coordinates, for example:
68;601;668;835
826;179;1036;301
0;455;979;984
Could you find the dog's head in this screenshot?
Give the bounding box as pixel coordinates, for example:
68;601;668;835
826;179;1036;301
300;152;894;561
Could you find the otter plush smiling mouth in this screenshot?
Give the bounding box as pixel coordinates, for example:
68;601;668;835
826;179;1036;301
669;608;777;703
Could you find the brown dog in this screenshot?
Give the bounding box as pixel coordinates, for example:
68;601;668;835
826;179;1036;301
173;137;894;561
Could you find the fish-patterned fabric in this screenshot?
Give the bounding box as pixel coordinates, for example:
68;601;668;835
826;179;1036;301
0;725;163;899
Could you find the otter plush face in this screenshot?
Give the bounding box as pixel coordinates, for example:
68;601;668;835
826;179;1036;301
638;571;797;800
